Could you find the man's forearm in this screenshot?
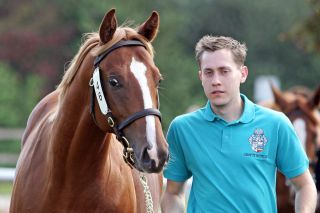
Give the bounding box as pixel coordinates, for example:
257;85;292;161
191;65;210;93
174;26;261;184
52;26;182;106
295;183;317;213
161;192;185;213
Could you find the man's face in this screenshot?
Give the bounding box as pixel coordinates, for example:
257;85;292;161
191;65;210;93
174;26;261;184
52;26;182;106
198;49;248;108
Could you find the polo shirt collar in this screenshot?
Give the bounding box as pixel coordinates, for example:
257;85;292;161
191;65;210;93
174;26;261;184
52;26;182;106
239;94;255;123
203;94;255;123
203;101;217;122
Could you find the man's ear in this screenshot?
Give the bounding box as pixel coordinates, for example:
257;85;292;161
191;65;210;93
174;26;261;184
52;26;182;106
240;66;248;83
198;70;202;81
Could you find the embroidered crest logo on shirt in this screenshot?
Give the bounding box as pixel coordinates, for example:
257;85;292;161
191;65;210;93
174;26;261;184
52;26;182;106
249;128;268;152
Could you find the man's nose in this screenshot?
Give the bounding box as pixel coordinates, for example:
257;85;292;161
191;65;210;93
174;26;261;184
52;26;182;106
211;73;221;85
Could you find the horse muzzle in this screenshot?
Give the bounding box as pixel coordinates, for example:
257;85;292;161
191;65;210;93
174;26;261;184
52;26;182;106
129;140;168;173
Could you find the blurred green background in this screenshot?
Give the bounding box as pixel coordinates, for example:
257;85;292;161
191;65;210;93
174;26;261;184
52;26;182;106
1;0;320;130
0;0;320;201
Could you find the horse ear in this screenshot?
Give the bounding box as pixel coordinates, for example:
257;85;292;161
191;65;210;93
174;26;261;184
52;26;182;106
99;9;118;44
137;11;159;42
271;84;289;110
308;85;320;109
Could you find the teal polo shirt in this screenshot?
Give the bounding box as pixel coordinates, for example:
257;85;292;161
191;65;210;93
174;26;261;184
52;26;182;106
164;94;309;213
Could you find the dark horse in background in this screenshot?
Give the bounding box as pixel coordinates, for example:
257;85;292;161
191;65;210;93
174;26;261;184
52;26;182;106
10;9;168;213
260;85;320;212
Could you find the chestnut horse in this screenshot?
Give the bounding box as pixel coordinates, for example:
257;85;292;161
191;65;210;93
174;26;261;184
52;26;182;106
260;85;320;212
10;9;168;213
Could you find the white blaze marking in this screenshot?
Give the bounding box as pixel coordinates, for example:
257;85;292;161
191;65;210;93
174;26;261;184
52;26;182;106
293;118;307;150
130;57;158;164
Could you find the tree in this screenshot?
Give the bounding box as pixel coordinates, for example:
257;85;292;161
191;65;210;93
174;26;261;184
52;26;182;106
1;0;319;130
0;63;43;127
285;0;320;53
0;0;78;93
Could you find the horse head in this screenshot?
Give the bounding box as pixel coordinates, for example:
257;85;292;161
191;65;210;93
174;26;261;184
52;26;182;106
271;85;320;172
89;9;168;173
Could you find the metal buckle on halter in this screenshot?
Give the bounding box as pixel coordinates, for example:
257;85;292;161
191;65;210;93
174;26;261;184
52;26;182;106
123;151;135;169
107;117;115;127
120;136;135;168
121;136;130;148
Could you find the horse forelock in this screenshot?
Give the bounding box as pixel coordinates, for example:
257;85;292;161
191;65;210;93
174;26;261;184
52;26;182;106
55;27;155;111
94;27;154;58
287;85;313;99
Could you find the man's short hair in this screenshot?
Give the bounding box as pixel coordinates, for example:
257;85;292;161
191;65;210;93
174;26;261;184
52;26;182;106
195;35;247;67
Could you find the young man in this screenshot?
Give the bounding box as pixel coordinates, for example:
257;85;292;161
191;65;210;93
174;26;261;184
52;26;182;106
161;35;317;212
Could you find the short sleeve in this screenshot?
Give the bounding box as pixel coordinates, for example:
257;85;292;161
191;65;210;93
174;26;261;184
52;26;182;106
163;118;192;182
276;113;309;179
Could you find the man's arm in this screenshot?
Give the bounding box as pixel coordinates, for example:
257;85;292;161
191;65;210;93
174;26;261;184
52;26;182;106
161;179;186;213
290;169;317;213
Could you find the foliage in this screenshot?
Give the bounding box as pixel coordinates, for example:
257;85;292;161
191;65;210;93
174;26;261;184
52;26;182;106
0;63;43;127
0;0;78;93
0;0;319;131
156;0;320;128
285;0;320;53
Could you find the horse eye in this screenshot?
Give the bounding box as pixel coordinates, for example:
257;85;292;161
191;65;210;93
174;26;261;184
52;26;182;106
109;78;119;87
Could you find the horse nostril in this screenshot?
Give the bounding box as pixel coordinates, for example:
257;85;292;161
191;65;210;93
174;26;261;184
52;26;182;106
142;147;151;163
141;147;157;171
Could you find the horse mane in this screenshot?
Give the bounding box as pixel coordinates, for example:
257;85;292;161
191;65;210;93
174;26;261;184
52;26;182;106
56;25;155;103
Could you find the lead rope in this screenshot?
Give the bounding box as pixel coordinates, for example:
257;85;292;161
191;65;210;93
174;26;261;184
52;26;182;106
139;173;154;213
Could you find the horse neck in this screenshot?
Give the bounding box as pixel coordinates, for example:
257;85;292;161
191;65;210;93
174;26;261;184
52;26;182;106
50;78;111;181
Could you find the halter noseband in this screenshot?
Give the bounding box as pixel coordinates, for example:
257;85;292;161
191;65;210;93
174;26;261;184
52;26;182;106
89;40;162;168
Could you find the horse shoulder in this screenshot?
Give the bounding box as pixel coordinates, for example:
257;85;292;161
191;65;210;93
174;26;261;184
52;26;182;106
21;90;59;147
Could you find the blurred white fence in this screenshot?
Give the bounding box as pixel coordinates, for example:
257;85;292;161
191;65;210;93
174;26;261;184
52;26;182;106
0;127;194;199
0;128;24;140
0;128;23;182
0;168;15;182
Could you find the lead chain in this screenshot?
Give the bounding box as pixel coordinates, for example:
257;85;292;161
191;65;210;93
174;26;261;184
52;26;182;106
139;173;154;213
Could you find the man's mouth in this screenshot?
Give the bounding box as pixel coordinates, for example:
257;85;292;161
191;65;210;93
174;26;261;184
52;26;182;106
211;91;224;95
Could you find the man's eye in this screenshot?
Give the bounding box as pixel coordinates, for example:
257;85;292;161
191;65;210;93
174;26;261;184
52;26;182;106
222;69;229;74
109;78;119;87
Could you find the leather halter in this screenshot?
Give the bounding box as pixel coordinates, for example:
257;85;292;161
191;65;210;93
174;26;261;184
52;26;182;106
89;40;162;168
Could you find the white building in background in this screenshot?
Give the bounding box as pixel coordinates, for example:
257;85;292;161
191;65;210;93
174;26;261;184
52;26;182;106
254;75;280;103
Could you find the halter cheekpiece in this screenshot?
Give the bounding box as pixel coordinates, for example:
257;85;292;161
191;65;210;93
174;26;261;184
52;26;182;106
89;39;162;169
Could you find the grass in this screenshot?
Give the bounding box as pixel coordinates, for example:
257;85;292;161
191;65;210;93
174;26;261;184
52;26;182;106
0;182;13;196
